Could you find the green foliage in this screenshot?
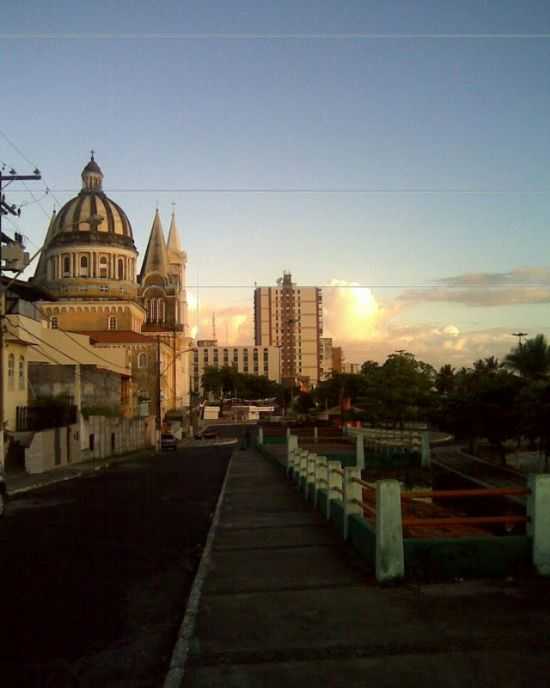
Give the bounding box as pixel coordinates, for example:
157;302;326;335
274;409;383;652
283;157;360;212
81;405;121;419
503;334;550;381
201;365;285;401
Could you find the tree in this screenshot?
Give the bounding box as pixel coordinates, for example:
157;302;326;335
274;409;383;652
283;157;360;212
435;364;455;396
503;334;550;381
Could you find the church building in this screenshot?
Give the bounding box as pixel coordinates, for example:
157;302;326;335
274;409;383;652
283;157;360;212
32;154;192;420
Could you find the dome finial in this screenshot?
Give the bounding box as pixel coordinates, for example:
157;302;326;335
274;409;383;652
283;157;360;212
82;152;103;191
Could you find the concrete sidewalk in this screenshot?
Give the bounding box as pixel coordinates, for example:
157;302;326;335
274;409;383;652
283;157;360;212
181;447;550;688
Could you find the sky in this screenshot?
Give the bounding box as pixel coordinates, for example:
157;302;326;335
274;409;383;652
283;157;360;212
2;1;550;367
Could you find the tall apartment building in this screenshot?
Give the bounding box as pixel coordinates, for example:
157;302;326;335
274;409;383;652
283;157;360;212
332;346;343;374
320;337;333;380
254;272;322;386
192;342;281;393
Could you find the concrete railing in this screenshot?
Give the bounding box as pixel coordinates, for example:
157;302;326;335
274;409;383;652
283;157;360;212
284;433;550;583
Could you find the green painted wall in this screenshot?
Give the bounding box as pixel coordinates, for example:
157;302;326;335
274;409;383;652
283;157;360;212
403;535;531;579
329;499;345;538
348;514;376;564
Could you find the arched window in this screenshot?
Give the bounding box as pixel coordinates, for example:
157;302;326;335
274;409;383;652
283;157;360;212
80;255;89;277
118;258;124;280
108;316;117;330
8;354;15;388
63;255;71;276
138;352;147;368
50;317;58;329
99;256;108;279
18;355;25;390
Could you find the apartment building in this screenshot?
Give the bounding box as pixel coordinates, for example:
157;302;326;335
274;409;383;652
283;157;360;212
192;341;281;393
320;337;334;380
254;272;322;386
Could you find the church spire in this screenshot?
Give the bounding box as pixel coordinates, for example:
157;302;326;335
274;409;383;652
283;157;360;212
138;208;169;281
167;206;183;256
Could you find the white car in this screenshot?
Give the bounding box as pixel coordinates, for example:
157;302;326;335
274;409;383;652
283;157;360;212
0;469;6;518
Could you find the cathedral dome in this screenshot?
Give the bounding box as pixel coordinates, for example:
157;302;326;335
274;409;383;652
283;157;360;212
33;154;139;301
48;154;134;246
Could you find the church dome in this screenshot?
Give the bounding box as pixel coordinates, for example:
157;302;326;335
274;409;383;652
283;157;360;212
48;154;134;246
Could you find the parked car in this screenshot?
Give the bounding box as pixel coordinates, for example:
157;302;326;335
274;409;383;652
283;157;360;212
0;469;7;518
161;433;177;451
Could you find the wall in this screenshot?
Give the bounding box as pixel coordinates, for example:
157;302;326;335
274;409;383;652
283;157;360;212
25;415;154;474
29;363;122;412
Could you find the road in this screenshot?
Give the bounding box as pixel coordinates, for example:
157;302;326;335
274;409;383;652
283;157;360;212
0;444;233;687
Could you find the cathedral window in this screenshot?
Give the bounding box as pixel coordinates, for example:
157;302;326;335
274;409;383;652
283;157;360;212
118;258;124;281
80;255;89;277
99;256;108;279
108;316;118;330
63;255;71;277
50;317;58;329
138;352;147;369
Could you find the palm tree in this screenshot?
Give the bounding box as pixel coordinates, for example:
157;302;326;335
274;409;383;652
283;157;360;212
503;334;550;381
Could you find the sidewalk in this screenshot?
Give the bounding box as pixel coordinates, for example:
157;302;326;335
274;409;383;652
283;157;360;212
5;448;154;495
178;447;550;688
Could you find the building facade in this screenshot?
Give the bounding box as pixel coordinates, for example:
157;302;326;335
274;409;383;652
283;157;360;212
192;342;281;393
254;272;322;386
320;337;333;380
31;155;192;417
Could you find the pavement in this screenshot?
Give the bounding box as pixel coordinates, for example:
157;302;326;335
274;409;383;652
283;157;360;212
180;446;550;688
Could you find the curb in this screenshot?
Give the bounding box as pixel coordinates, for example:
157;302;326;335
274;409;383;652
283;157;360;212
7;449;152;497
163;448;235;688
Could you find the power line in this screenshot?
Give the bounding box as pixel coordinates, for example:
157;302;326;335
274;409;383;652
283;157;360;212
1;32;550;40
0;128;62;208
5;187;550;194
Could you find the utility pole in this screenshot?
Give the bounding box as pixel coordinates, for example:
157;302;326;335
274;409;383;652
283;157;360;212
0;168;41;468
156;335;162;451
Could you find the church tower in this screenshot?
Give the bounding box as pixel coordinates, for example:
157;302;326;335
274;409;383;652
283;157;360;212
166;208;189;336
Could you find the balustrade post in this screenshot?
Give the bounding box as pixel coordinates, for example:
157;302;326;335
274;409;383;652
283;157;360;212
343;467;362;540
355;434;365;472
375;479;404;583
529;474;550;576
421;431;431;468
314;456;327;509
327;460;342;520
287;433;299;472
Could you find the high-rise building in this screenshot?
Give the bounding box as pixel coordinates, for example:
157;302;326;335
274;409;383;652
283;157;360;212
319;337;333;380
191;341;281;393
332;346;343;374
254;272;322;386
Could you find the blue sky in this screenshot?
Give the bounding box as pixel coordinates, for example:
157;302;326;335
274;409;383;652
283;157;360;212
2;1;550;363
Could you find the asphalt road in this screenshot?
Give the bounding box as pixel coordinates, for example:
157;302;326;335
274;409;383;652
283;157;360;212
0;444;233;687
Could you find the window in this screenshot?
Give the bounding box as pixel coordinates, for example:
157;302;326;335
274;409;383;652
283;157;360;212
138;352;147;368
99;256;108;279
118;258;124;280
18;355;25;390
80;255;89;277
8;354;15;388
50;317;58;329
108;316;117;330
63;255;71;276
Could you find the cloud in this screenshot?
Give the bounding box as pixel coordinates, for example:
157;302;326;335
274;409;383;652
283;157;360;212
400;267;550;307
193;305;252;345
